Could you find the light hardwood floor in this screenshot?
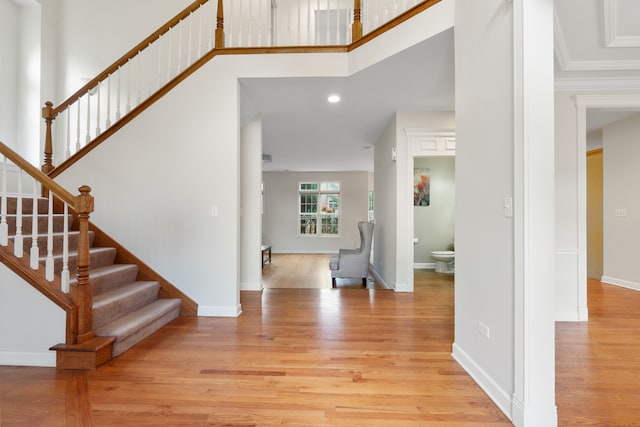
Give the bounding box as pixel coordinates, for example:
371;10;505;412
1;258;639;426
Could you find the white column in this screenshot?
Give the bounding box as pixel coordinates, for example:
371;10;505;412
511;0;557;425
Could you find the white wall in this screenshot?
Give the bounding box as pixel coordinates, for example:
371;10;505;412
373;116;397;288
0;0;19;150
602;114;640;290
240;116;263;291
263;171;369;253
0;262;65;367
413;156;455;265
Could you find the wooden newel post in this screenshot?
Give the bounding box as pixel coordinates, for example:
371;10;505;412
352;0;363;42
41;101;55;175
215;0;225;49
71;185;95;344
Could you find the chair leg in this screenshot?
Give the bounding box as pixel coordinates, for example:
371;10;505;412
362;277;367;288
332;277;337;288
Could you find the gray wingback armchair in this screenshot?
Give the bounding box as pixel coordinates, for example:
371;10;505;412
329;221;374;288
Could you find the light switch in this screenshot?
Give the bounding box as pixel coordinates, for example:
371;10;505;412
211;206;218;217
504;197;513;218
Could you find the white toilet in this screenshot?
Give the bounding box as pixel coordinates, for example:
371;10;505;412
430;250;455;273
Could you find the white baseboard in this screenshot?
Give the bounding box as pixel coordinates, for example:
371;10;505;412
198;304;242;317
413;262;435;269
451;343;513;423
0;351;56;367
555;305;589;322
241;281;263;291
369;267;391;289
271;250;338;254
601;276;640;292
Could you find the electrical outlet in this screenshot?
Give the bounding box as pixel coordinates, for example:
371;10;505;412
478;321;490;339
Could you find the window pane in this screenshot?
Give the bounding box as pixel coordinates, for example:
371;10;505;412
319;194;339;214
320;214;339;234
299;194;317;213
300;215;317;234
320;182;340;192
299;182;318;191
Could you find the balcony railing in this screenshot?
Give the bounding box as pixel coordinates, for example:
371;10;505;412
41;0;436;174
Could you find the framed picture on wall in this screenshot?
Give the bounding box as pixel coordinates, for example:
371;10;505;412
413;168;430;206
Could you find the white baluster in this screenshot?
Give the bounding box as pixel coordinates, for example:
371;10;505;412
30;179;39;270
177;21;183;72
65;109;71;158
75;102;80;153
106;75;112;127
198;5;204;56
45;192;54;281
116;67;122;121
0;155;7;246
96;81;102;136
86;94;91;144
167;28;174;81
147;44;153;97
188;12;193;66
61;203;70;293
13;169;23;257
157;35;163;90
126;58;132;113
307;0;312;46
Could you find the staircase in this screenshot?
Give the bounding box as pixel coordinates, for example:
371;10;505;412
2;194;182;368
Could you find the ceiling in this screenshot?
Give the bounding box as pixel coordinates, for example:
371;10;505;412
240;0;640;172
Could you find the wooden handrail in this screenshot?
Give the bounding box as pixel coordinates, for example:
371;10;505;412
49;0;210;119
1;141;75;206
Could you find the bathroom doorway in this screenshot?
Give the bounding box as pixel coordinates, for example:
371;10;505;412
412;156;455;272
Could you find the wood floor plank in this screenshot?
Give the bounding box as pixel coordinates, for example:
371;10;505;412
3;260;639;425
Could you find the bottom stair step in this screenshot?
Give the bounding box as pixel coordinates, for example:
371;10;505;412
95;298;181;357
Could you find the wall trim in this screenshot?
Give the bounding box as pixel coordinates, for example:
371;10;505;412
452;343;513;422
413;262;435;269
0;351;56;367
370;267;392;290
241;281;263;291
601;276;640;292
198;304;242;317
555;77;640;92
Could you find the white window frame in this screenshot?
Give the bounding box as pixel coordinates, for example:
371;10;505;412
298;181;341;237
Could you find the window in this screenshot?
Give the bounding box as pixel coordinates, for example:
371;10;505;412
299;182;340;236
368;191;374;222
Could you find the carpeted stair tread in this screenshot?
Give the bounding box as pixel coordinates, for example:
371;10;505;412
96;298;181;357
93;281;161;330
45;247;117;274
70;264;140;296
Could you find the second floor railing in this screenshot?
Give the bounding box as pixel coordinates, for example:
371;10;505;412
41;0;437;174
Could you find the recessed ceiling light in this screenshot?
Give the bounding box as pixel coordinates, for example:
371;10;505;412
328;94;341;103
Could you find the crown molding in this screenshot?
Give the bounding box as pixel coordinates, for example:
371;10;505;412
555;76;640;92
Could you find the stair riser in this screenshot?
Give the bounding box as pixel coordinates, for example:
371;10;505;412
0;196;49;215
93;283;161;330
109;302;181;357
87;266;140;296
46;248;117;276
4;215;74;236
